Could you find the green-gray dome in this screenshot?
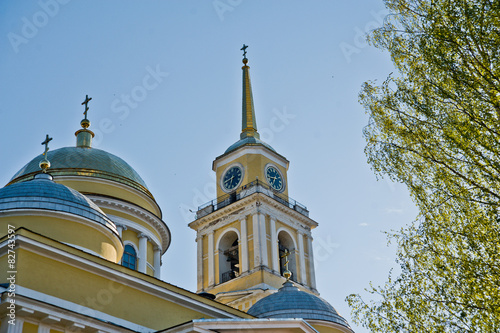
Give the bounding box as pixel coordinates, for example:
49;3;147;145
8;147;152;198
225;137;275;154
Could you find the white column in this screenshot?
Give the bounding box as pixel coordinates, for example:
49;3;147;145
153;245;161;278
116;224;126;237
208;231;215;286
252;213;261;267
297;230;306;284
38;324;50;333
240;218;249;273
0;317;23;333
259;214;268;267
270;218;279;273
307;235;317;290
138;233;148;273
197;234;203;291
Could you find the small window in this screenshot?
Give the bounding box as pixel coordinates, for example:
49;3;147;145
122;244;137;270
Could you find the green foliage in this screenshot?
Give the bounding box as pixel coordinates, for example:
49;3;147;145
346;0;500;331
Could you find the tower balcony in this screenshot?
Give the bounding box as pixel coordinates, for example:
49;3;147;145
196;180;309;219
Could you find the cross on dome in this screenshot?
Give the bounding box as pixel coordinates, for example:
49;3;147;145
41;134;52;157
39;134;53;173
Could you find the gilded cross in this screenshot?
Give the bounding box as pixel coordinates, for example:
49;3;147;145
281;248;290;271
81;94;92;119
281;248;293;281
241;44;248;58
41;134;52;157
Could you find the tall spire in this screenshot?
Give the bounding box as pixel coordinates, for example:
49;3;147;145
240;44;260;140
75;94;95;148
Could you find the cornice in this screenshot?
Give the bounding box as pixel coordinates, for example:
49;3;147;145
213;145;290;171
189;192;318;232
88;195;171;254
4;232;251;322
0;292;140;333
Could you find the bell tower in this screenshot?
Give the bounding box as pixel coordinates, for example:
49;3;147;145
189;46;319;312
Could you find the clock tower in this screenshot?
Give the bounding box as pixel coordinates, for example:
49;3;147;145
189;47;319;312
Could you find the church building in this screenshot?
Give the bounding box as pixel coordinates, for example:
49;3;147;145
0;47;354;333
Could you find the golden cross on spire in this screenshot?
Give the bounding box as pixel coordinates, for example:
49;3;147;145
241;44;248;58
281;248;292;281
81;94;92;120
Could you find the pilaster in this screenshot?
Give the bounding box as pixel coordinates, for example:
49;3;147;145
307;235;317;290
270;217;279;273
240;218;249;273
153;245;161;278
208;231;215;287
297;230;306;284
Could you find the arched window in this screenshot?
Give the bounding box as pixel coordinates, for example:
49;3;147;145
218;231;239;283
122;244;137;270
278;230;297;282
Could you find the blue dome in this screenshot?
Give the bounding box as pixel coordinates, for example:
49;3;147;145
0;173;115;230
8;147;151;198
247;281;351;328
225;137;275;154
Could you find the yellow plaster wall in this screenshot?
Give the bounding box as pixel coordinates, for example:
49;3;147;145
2;216;121;262
22;321;38;333
248;223;255;272
0;253;8;282
214;252;220;285
147;241;154;264
202;256;208;289
306;257;311;286
16;249;213;330
121;229;139;248
202;235;209;289
215;153;289;198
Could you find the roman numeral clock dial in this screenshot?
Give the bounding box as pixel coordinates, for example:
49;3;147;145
222;165;243;191
265;165;284;192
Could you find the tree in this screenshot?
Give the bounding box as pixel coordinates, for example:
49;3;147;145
346;0;500;331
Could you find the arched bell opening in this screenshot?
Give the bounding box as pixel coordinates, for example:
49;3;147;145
278;230;297;282
218;230;240;283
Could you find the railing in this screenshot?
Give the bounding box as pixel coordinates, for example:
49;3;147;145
221;270;236;283
196;179;309;219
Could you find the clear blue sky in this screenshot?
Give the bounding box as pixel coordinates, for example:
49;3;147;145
0;1;417;332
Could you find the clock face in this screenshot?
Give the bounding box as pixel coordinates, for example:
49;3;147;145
265;165;284;191
222;166;243;191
